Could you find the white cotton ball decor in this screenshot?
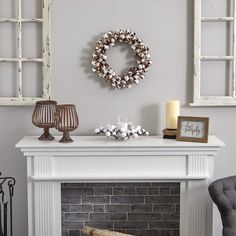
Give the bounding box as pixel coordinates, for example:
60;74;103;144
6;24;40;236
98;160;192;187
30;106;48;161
95;122;149;141
91;29;152;90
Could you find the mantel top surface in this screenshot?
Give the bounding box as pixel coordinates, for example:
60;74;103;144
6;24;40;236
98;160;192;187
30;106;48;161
16;135;225;149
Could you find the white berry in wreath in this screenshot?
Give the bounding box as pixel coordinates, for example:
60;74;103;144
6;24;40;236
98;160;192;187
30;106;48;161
91;29;152;89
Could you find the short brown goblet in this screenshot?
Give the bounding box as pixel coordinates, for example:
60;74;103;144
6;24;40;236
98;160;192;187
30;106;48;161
32;100;57;141
54;104;79;143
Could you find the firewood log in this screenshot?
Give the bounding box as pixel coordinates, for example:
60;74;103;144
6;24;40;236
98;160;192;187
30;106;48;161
82;226;135;236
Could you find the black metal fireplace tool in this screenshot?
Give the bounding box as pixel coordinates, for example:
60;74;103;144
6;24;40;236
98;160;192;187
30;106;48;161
0;173;16;236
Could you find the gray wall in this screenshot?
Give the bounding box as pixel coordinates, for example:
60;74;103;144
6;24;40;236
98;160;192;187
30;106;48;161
0;0;234;235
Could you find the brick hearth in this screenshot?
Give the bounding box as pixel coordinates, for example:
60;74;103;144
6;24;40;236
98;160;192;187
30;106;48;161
61;182;180;236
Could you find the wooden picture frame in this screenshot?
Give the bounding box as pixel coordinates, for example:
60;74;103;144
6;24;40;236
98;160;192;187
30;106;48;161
176;116;209;143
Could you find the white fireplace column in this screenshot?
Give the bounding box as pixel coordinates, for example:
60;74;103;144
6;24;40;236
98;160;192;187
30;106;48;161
16;136;225;236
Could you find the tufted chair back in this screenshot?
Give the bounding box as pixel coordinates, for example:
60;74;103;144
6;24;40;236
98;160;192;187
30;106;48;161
209;176;236;236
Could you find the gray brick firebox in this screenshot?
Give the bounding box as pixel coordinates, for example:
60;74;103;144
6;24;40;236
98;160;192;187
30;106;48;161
61;182;180;236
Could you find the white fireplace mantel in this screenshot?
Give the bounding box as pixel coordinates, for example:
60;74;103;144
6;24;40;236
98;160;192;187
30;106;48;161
16;135;224;236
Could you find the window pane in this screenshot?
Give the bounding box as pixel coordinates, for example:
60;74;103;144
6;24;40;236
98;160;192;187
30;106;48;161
0;0;16;18
202;0;231;17
201;61;232;96
0;62;18;97
201;22;232;56
22;62;42;97
22;0;42;19
0;23;17;58
22;22;42;58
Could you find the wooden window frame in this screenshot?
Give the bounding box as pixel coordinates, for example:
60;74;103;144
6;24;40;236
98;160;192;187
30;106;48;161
191;0;236;106
0;0;51;106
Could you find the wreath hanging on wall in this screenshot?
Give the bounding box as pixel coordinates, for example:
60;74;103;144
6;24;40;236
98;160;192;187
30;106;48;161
91;29;152;89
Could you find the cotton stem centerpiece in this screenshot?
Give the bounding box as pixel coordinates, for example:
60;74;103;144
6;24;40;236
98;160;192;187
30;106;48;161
95;117;149;141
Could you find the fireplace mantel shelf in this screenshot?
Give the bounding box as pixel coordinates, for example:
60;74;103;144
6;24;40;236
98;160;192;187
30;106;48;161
16;135;224;155
16;135;224;236
16;135;224;148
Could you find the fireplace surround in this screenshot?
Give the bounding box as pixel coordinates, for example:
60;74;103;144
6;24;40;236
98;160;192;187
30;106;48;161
16;136;224;236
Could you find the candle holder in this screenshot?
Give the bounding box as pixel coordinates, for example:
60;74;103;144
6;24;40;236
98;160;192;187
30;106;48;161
32;100;57;140
54;104;79;143
162;129;177;139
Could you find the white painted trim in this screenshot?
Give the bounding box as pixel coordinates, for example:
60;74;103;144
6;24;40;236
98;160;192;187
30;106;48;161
30;175;210;181
179;181;187;236
180;155;214;236
0;18;43;23
17;0;23;98
190;96;236;106
27;156;33;236
42;0;51;100
52;183;61;236
201;17;234;22
0;58;43;62
193;0;201;105
200;56;235;60
0;97;48;106
233;0;236;97
33;156;54;236
229;0;234;97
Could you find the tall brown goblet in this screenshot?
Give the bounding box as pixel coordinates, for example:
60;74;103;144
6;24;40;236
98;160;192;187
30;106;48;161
32;100;57;140
54;104;79;143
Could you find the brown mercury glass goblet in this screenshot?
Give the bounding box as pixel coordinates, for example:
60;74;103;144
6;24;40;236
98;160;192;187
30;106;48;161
54;104;79;143
32;100;57;141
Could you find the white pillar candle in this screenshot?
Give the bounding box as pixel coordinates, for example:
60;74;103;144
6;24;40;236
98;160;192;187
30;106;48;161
166;100;180;129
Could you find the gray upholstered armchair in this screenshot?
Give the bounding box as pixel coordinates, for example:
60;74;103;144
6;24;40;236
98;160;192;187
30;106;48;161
209;176;236;236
